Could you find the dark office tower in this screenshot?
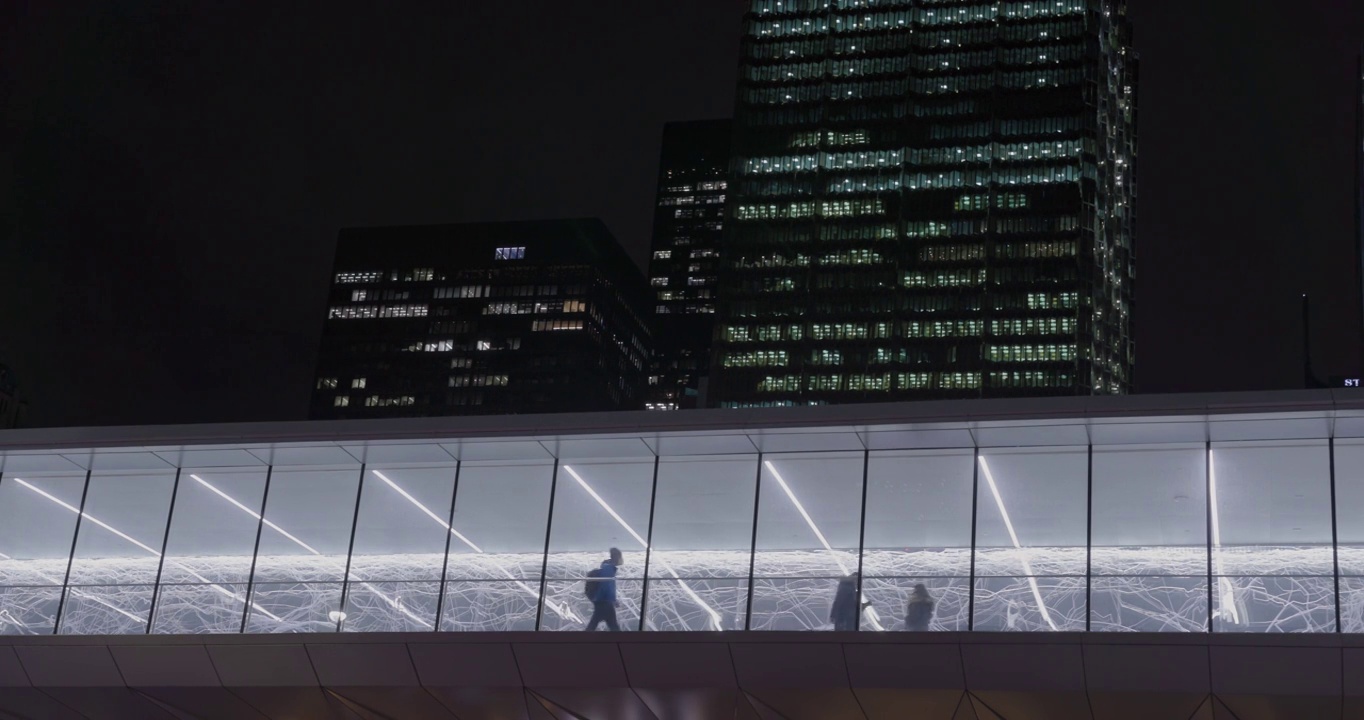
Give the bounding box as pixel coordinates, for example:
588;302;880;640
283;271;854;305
646;119;732;410
0;360;25;429
710;0;1137;408
311;220;653;419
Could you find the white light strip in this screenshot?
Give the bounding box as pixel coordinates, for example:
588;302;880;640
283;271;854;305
190;475;322;555
562;466;723;630
1207;451;1240;624
977;457;1058;631
369;470;578;623
763;461;884;631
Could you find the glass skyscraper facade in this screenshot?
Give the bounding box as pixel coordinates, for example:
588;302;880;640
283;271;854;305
711;0;1137;408
647;120;732;410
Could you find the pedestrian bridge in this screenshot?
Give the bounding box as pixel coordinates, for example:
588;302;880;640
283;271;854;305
1;389;1363;718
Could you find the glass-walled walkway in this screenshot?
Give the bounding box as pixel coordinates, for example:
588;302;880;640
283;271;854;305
2;391;1364;635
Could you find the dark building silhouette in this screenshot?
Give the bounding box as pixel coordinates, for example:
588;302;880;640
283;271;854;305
646;119;732;410
710;0;1137;408
311;220;652;419
0;361;25;429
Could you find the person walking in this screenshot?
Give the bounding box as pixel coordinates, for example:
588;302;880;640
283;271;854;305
905;583;935;632
585;547;623;631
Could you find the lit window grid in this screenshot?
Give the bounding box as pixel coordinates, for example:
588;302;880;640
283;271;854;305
1;433;1359;635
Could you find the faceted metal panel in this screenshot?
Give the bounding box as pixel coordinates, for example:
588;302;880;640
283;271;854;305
306;643;420;687
109;645;222;687
635;688;744;720
329;686;458;720
206;645;320;687
16;645;126;687
513;643;630;688
618;643;737;688
730;643;849;688
1208;646;1341;697
960;644;1085;693
844;643;965;690
0;687;90;720
1082;644;1211;695
138;687;270;720
409;642;524;688
855;689;966;720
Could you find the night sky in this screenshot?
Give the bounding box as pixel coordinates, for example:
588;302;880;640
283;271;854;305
2;1;1362;428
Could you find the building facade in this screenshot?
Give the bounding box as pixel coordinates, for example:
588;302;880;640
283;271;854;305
711;0;1137;408
310;220;652;419
646;119;732;410
0;389;1362;717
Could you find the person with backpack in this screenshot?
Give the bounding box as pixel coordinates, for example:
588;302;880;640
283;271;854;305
584;547;623;631
905;583;935;632
829;572;868;631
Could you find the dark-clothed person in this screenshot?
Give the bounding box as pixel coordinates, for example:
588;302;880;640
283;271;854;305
830;572;861;631
905;583;935;632
586;547;623;631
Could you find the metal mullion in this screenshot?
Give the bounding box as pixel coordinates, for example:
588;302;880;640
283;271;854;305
1205;441;1214;633
967;448;980;631
239;464;275;633
1085;444;1093;632
853;448;870;632
432;461;462;632
743;453;764;631
145;468;183;634
638;455;661;632
1330;438;1342;633
534;460;560;631
335;464;367;632
52;468;93;635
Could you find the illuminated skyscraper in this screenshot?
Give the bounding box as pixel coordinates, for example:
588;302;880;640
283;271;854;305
711;0;1137;407
311;220;652;418
646;119;731;409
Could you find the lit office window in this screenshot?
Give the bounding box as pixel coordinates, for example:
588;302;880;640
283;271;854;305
494;247;525;260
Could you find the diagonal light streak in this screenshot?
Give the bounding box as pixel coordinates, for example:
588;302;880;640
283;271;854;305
12;477;282;624
188;474;432;629
369;470;579;622
562;465;724;630
1207;451;1240;624
763;460;884;631
976;457;1059;631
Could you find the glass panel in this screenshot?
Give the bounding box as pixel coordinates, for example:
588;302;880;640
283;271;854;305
151;468;268;634
863;450;973;632
342;466;457;632
61;471;177;634
443;461;554;629
1211;576;1335;633
542;459;655;631
1210;441;1333;633
245;582;345;633
1341;577;1364;633
971;576;1086;631
249;469;361;633
1089;576;1208;632
751;452;865;631
441;580;541;632
973;448;1086;632
1333;440;1364;576
59;584;155;635
0;472;86;635
1091;445;1206;577
0;586;64;635
151;583;250;635
645;455;758;631
342;581;441;633
861;577;969;632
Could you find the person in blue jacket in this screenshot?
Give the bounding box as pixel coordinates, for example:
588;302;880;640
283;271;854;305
586;547;623;631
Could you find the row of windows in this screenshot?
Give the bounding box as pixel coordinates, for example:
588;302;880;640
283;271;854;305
904;268;986;287
448;374;509;388
745;66;1082;104
954;191;1030;211
328;304;430;320
749;1;1085;38
363;395;415;407
757;371;983;393
530;320;585;332
987;344;1077;362
748;43;1084;82
735;199;885;221
746;18;1086;61
722;350;792;368
482;300;587;315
